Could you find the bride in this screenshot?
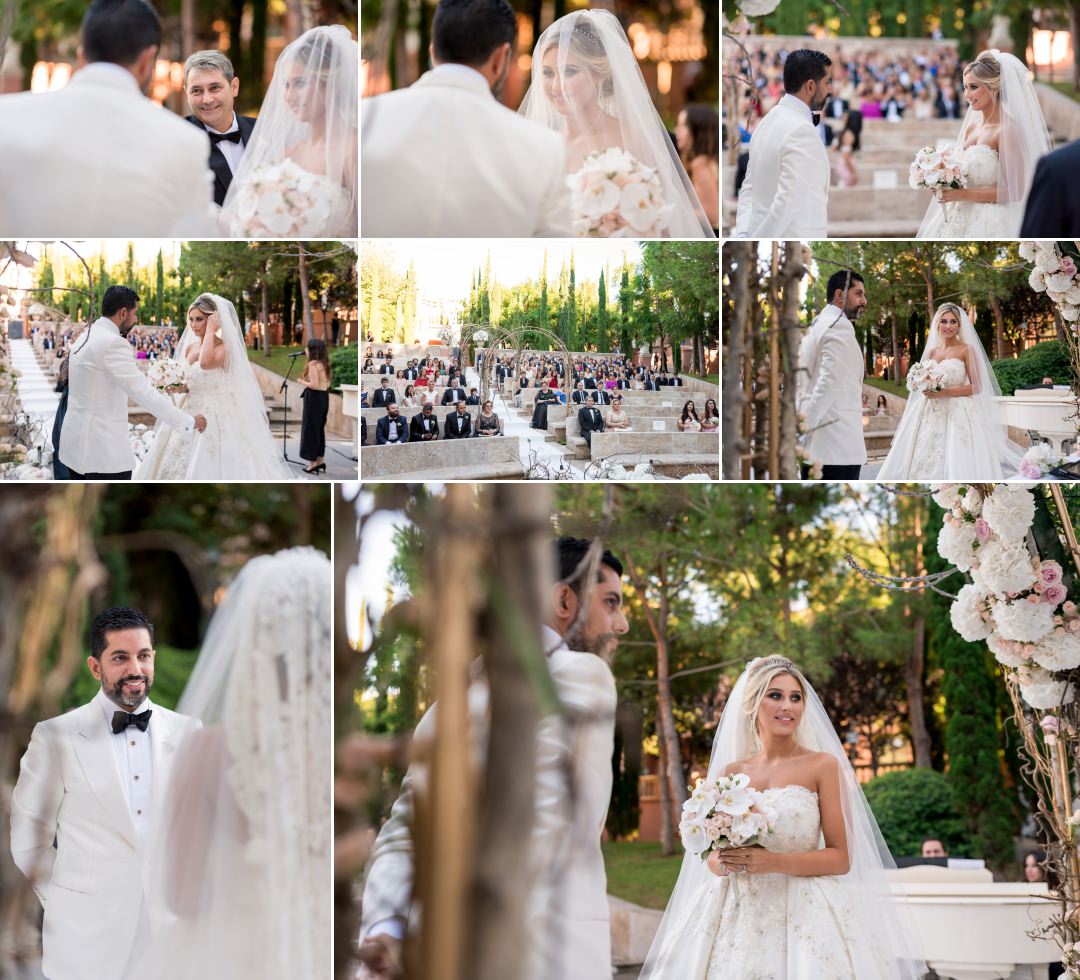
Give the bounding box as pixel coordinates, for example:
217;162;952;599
877;303;1023;479
917;49;1052;238
220;25;358;238
518;11;713;238
642;656;925;979
126;546;330;979
134;294;293;480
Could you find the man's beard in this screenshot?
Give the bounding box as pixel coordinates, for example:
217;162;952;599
846;304;864;321
566;624;619;662
102;673;152;709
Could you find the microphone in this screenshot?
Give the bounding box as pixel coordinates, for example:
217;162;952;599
287;350;306;358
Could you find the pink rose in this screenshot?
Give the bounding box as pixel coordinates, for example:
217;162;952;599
1044;584;1068;606
1062;256;1077;277
1042;716;1061;735
1019;461;1043;479
1065;601;1078;616
974;517;991;541
1024;643;1037;656
1071;620;1080;633
1028;594;1043;605
1041;561;1064;587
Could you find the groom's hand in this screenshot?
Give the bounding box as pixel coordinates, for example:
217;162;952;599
193;414;208;432
358;933;402;978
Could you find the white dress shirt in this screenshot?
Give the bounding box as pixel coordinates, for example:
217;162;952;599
205;112;245;174
95;688;154;842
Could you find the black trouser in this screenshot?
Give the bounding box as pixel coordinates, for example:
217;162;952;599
65;468;132;480
801;463;862;481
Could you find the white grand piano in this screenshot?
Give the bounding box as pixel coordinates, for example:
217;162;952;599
889;865;1060;980
998;387;1079;454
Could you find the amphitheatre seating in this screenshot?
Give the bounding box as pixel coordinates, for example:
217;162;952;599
588;430;718;470
361;435;526;480
563;415;698;458
360;406;511;445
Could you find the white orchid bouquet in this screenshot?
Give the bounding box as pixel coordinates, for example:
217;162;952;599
679;772;776;861
567;147;674;238
147;358;187;393
906;361;946;395
909;144;966;193
1022;241;1080;326
230;159;336;238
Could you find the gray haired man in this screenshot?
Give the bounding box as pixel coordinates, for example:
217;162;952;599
183;50;257;206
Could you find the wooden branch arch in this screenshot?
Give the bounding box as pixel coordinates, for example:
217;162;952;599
459;323;576;405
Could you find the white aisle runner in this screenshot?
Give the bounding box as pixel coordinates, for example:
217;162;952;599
10;339;59;440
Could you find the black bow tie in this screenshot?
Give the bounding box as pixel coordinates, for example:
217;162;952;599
812;112;821;126
112;709;152;734
209;129;242;145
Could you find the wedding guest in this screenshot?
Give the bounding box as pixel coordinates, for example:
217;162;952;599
532;386;558;429
410;402;440;441
605;395;631;431
401;384;419;409
876;394;888;416
183;50;256;207
675;104;720;234
371;377;396;408
833;128;858;188
861;393;871;415
298;337;331;475
920;837;948;859
376;403;408;445
466;387;481;405
475;400;504;436
701;398;719;432
577;395;605;450
362;358;375;373
444;400;472;439
1023;848;1051;884
679;400;702;432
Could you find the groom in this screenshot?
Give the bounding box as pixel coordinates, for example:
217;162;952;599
1020;139;1080;236
58;285;207;480
361;0;573;237
183;50;257;207
797;268;868;479
735;49;833;238
359;537;628;980
10;607;202;980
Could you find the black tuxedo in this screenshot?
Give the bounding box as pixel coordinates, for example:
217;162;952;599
378;363;396;375
185;113;257;207
440;386;467;406
592;389;611;406
410;412;440;441
465;394;480;405
1021;141;1080;237
444;410;472;439
583;377;598;389
934;92;962;119
375;415;408;445
403;368;418;380
372;387;396;407
577;406;605;449
669;377;684;388
571;390;590;404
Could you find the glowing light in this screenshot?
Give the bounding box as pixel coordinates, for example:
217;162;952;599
657;60;672;95
897;12;907;23
869;24;883;37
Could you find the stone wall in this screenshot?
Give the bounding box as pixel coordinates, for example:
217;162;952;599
361;435;526;479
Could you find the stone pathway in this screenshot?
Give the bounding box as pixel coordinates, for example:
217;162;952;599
10;339;59;443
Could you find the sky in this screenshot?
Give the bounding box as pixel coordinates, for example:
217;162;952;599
1;240;181;293
367;239;643;300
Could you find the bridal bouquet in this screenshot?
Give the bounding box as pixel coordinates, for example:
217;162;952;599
567;147;674;238
905;361;945;395
147;358;187;393
230;159;335;238
679;772;776;861
908;145;966;193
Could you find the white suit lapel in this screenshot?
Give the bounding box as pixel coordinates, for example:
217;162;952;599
70;702;139;850
149;707;181;821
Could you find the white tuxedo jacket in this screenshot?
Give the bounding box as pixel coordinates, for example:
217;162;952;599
360;627;616;980
361;65;573;238
735;94;830;238
10;699;202;980
0;63;215;236
59;318;194;475
797;306;867;467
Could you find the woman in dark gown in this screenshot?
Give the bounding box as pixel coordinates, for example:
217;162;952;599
531;386;558;429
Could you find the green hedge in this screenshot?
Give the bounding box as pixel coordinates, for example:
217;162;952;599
330;345;358;390
863;768;967;859
991;340;1071;396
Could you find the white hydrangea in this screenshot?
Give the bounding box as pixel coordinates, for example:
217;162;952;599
937;520;980;572
1063;305;1080;323
1031;628;1080;672
987;631;1029;668
1036;249;1062;274
1018;665;1075;710
931;483;961;510
995;598;1056;643
960;486;984;516
1019;241;1037;262
981;486;1036;543
951;583;992;641
971;538;1037;595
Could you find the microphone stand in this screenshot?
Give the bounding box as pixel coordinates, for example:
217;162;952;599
280;352;305;468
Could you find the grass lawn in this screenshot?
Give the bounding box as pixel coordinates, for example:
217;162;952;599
864;376;908;399
686;373;719;385
603;840;684;910
1047;81;1080;105
246;345;306;379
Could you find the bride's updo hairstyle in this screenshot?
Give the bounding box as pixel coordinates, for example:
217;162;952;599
741;655;810;750
543;15;616;105
188;293;218;321
963;51;1002;100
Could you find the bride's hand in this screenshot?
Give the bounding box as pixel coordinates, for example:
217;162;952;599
938;189;964;203
206;311;221;335
716;845;784;875
706;850;731;877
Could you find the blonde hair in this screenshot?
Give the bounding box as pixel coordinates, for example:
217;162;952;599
543;17;615;99
741;656;810;750
963;51;1002;97
935;302;965;325
187;293;217;319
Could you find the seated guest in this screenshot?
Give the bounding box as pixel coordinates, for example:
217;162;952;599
362;358;375;374
410;403;440;441
875;394;888;415
578;395;605;450
444;401;472;439
378;358;395;375
606;396;631;431
570;380;590;405
921;837;948;859
372;377;396;408
360;390;369;408
403;362;419;380
361;415;367;446
592;388;611;406
701;398;719;432
376;404;409;445
670;373;684;388
440;380;467;405
401;384;420;409
532;385;558;429
475;400;504;437
465;387;481;406
679;400;702;432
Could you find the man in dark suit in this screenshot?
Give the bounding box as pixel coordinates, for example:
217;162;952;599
934;77;962;119
592;388;611;406
465;388;481;406
378;359;396;375
403;363;419;380
440;381;467;405
570;381;590;405
444;401;472;439
376;404;408;445
410;403;440;441
577;395;605;450
1021;140;1080;237
372;378;396;408
182;51;257;207
670;373;684;388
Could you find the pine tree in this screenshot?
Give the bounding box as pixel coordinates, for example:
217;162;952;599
402;260;417;342
567;253;577;350
619;264;632;354
597;269;609;353
539;251;549;333
481;252;491;324
155;250;165;327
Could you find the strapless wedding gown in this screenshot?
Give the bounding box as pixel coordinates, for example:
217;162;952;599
225;158;356;237
917;144;1021;237
134;362;289;479
876;358;1006;479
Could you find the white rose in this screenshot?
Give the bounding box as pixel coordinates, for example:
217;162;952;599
972;539;1037;595
981;486;1035;543
994;598;1056;643
1032;628;1080;672
951;583;992;641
